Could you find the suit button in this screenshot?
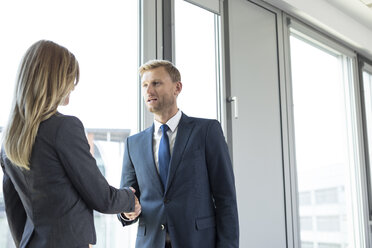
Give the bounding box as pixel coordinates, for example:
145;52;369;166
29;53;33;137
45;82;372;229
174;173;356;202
161;224;165;230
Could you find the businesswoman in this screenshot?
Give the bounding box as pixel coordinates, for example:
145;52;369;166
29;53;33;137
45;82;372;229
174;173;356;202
0;40;136;248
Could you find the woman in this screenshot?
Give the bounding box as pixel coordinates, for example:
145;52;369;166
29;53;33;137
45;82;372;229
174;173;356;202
0;40;139;248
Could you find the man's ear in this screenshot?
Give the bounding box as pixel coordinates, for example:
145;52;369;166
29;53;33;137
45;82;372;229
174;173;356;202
174;81;182;96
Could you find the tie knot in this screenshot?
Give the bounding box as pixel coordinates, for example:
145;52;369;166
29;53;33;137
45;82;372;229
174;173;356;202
161;124;169;134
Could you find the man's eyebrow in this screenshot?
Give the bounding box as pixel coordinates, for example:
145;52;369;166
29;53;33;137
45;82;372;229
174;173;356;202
142;79;161;84
142;78;163;83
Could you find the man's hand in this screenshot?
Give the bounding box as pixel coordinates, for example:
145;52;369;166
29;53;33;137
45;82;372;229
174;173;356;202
122;187;141;221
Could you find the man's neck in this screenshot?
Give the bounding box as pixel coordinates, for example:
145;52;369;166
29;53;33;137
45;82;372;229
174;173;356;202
154;108;179;124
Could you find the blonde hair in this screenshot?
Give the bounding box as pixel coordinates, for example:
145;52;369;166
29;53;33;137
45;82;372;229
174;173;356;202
139;60;181;82
3;40;79;170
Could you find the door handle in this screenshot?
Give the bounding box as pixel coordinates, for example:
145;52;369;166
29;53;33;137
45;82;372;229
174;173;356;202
227;96;238;119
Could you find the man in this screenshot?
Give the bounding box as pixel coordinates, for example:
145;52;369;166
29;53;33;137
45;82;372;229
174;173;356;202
119;60;239;248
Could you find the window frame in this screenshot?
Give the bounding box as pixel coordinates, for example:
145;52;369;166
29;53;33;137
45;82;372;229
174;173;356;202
358;56;372;226
142;0;226;130
282;14;370;248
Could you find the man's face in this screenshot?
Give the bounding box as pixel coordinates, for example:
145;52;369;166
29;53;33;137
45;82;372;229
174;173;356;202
141;67;181;115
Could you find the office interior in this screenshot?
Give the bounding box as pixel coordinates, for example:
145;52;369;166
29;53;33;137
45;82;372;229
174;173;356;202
1;0;372;247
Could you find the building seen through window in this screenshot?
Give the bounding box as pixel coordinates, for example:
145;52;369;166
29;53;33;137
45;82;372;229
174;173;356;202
290;30;364;248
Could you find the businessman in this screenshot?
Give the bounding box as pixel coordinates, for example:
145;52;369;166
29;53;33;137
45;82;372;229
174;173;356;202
119;60;239;248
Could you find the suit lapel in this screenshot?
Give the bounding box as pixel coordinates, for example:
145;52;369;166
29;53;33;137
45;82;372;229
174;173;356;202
143;125;164;194
165;114;194;193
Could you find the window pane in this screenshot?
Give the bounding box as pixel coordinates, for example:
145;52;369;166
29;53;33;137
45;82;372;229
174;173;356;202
318;243;342;248
315;188;339;204
316;216;341;232
289;32;364;248
175;0;219;119
300;216;313;231
299;191;312;206
301;241;314;248
0;1;139;247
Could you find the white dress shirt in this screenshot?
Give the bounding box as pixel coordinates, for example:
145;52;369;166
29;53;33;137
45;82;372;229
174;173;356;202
153;109;182;172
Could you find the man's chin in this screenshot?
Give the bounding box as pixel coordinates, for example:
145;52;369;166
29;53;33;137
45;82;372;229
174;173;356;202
146;106;157;113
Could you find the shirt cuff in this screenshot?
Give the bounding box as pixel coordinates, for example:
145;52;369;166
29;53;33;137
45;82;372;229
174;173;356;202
120;212;131;221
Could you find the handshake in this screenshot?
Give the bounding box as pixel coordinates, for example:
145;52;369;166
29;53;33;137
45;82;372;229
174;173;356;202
122;187;142;221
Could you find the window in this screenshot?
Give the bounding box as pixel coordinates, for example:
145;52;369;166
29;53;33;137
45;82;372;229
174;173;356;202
316;216;341;232
301;241;314;248
315;188;339;204
317;243;342;248
300;216;313;231
174;0;221;120
288;26;365;247
299;191;312;206
0;1;139;247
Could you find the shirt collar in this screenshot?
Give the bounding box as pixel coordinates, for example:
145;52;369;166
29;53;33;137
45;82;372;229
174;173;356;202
154;109;182;133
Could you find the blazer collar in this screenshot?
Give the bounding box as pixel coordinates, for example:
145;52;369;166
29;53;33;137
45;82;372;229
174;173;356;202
165;113;195;193
143;125;164;194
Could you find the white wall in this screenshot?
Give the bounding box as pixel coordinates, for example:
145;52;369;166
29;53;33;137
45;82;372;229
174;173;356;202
263;0;372;60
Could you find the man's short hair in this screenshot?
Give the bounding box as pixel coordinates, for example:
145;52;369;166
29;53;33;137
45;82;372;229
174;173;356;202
139;60;181;82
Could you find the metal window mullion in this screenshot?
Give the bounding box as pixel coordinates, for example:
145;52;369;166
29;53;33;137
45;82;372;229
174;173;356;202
214;14;224;126
217;0;228;137
342;54;368;248
282;13;302;248
162;0;174;62
354;57;372;248
358;57;372;247
140;0;160;130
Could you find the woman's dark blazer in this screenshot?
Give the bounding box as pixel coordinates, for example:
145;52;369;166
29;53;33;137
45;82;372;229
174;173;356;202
1;113;135;248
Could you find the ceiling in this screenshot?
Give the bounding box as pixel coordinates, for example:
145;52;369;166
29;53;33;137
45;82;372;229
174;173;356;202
328;0;372;30
360;0;372;7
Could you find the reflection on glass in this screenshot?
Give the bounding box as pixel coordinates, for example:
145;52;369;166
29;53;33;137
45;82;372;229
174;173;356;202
175;0;219;119
0;1;138;247
289;32;364;248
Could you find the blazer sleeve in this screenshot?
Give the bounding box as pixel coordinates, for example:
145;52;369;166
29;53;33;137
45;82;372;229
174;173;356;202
117;137;140;226
1;154;26;248
55;116;135;214
205;120;239;248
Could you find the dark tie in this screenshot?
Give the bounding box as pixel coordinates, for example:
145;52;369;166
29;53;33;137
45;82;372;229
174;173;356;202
159;124;170;189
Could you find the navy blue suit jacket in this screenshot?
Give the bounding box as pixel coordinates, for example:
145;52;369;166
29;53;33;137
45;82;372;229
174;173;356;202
1;113;135;248
119;113;239;248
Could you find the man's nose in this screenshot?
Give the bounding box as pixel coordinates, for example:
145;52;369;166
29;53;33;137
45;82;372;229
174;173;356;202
146;84;154;94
